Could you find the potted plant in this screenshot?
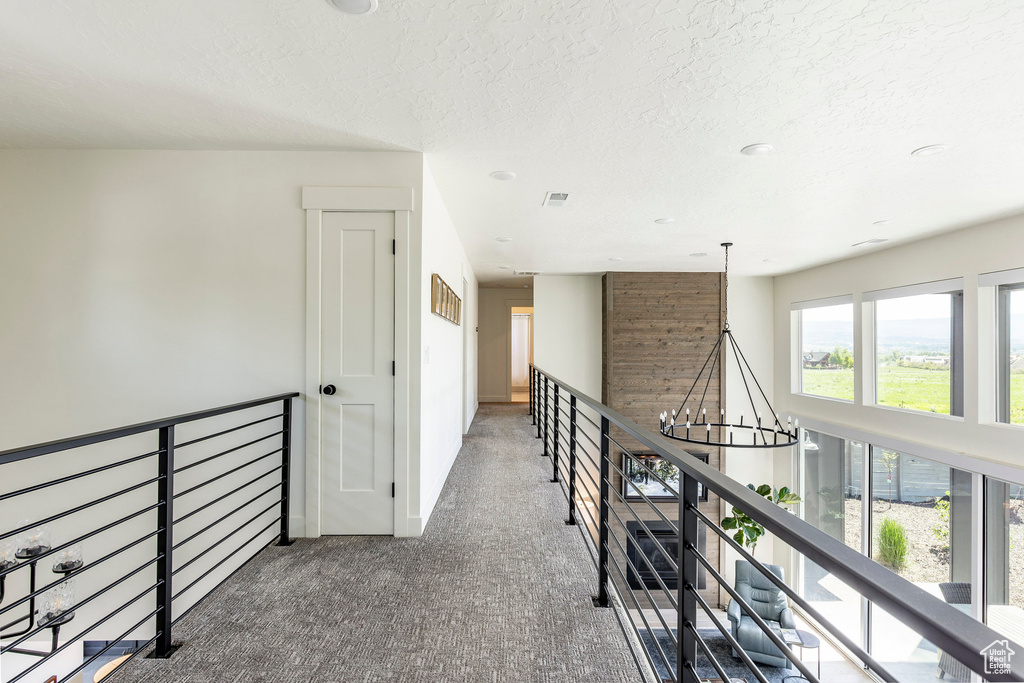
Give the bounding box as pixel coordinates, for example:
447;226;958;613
721;484;802;554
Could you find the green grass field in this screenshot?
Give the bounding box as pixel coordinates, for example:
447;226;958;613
802;367;1024;423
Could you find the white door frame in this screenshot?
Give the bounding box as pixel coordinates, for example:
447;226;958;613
303;186;414;538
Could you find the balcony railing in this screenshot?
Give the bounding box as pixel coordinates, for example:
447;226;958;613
0;392;297;682
529;365;1023;682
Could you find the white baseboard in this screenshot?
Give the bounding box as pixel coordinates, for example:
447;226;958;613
419;441;462;533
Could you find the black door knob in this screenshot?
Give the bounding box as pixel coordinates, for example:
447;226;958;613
321;384;337;396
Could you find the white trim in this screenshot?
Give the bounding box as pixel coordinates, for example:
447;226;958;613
793;414;1024;484
978;267;1024;288
303;188;414;539
790;294;853;310
304;209;322;538
863;277;964;302
302;186;414;211
393;209;412;537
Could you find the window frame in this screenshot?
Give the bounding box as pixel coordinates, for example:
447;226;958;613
996;282;1024;424
791;295;855;402
864;279;965;418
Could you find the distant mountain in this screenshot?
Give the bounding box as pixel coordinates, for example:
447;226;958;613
804;314;1024;355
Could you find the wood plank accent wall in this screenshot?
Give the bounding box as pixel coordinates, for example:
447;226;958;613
602;272;726;609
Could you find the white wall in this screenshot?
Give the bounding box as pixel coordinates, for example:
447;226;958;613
477;288;533;402
533;275;603;399
416;159;478;531
721;276;785;578
773;213;1024;471
0;149;476;541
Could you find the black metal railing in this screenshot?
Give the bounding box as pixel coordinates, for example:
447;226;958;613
529;365;1024;683
0;392;298;682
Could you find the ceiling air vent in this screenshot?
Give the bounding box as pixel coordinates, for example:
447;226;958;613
852;238;889;247
515;270;542;276
542;191;569;207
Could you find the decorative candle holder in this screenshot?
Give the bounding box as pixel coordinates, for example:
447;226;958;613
36;579;75;628
16;522;51;560
0;537;17;572
52;543;83;574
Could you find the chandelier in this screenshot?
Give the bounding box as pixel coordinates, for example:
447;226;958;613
659;243;798;449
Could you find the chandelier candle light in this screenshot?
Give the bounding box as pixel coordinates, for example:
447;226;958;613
660;243;798;449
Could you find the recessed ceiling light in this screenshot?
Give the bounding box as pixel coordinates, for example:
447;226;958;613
497;265;511;270
763;258;777;263
911;144;949;157
327;0;379;15
873;220;893;226
690;252;708;258
852;238;889;247
609;257;623;262
740;143;773;156
490;170;517;181
495;237;513;243
654;218;675;224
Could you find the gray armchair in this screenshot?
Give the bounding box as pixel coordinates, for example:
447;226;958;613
727;560;795;669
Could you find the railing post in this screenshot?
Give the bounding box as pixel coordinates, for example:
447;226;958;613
542;376;550;456
678;472;699;682
551;384;560;482
535;370;542;438
567;395;577;525
153;426;177;658
529;365;534;420
598;415;610;607
278;397;293;547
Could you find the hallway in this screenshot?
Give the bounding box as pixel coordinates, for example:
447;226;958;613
121;404;638;683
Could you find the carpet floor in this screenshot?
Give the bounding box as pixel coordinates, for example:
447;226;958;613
116;403;639;683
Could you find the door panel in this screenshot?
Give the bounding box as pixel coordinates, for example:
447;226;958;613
320;211;394;535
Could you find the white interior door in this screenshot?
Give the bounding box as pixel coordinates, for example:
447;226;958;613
320;211;395;535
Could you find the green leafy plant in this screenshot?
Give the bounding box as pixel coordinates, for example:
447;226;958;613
722;484;802;552
876;516;908;571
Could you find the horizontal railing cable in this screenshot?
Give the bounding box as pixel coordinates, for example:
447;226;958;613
172;516;280;601
691;504;896;681
688;584;772;683
172;499;281;576
173;483;282;550
0;448;163;502
175;413;283;450
0;476;164;543
0;392;297;465
530;365;1022;681
0;389;297;676
173;430;284;474
173;448;282;499
0;527;162;617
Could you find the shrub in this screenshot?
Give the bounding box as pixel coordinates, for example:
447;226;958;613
876;517;908;571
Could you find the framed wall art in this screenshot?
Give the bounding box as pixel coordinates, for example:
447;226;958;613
430;273;461;325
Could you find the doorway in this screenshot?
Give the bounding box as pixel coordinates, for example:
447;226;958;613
510;306;533;403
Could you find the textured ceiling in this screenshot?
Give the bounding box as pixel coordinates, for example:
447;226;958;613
3;1;1024;280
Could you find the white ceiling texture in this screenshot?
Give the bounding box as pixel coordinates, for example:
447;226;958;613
3;1;1024;282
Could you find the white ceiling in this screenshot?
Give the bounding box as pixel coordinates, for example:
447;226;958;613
3;1;1024;281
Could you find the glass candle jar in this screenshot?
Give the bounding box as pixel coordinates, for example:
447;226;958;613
0;537;17;571
37;579;75;627
16;522;51;559
52;543;83;573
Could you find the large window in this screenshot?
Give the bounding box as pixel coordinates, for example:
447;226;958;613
869;281;964;416
795;298;854;401
997;284;1024;425
799;429;864;646
986;475;1024;630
